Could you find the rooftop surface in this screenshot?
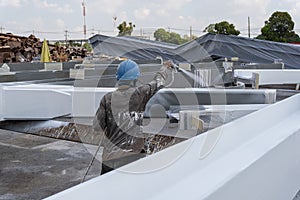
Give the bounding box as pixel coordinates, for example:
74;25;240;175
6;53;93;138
0;129;101;200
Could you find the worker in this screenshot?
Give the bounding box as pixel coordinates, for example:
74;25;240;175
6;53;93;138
93;59;174;174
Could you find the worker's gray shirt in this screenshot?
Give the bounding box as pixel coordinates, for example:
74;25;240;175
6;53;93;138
93;65;169;154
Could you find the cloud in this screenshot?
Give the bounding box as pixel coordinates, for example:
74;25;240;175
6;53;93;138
74;26;82;32
56;4;73;14
146;0;193;17
88;0;127;15
162;0;193;10
2;0;300;39
56;19;66;29
156;9;169;17
41;0;56;8
21;16;46;32
290;2;300;18
0;0;24;7
33;0;74;14
290;4;300;31
134;8;150;19
281;0;298;3
119;11;128;22
232;0;271;15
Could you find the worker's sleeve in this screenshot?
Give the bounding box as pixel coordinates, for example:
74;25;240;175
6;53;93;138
147;64;169;96
93;95;107;132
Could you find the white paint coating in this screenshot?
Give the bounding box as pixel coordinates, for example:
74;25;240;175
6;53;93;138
0;86;3;121
0;85;275;120
0;85;115;120
2;86;71;120
44;94;300;200
68;87;115;117
234;69;300;85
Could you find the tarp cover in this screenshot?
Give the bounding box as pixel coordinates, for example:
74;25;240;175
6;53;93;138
89;33;300;69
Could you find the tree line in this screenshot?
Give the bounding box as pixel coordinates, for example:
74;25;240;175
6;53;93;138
116;11;300;44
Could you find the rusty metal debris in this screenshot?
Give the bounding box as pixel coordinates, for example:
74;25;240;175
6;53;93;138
0;33;89;63
37;123;184;155
36;123;101;145
144;134;183;154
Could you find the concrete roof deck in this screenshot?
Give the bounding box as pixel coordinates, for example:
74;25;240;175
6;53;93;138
0;129;101;200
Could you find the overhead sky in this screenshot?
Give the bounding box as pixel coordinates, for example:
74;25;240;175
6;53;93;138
1;0;300;40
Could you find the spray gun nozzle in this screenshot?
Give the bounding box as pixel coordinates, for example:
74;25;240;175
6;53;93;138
172;64;180;73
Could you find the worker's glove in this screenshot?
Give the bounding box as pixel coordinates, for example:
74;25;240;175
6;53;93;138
163;60;175;69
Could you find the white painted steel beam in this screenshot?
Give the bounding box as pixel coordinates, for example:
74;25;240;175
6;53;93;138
0;85;276;121
66;87;115;117
201;104;268;111
0;85;115;120
0;85;72;121
45;94;300;200
234;69;300;85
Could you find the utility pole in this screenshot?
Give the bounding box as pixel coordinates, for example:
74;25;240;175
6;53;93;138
248;16;251;38
113;16;117;35
82;0;87;39
0;26;4;33
140;28;143;37
64;30;69;47
91;27;95;36
190;26;192;41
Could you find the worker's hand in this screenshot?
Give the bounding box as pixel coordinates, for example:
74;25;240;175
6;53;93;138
163;60;175;69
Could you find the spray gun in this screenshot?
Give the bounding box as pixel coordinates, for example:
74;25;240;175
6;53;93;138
164;60;181;87
173;63;180;73
157;56;180;72
169;60;180;73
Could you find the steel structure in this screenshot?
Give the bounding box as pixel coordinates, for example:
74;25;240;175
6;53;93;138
45;93;300;200
234;69;300;85
0;85;276;121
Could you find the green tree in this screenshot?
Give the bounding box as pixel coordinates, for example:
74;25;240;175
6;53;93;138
203;24;216;34
54;41;61;47
204;21;240;35
154;28;170;42
256;11;300;42
69;41;81;47
169;32;184;44
83;42;92;52
117;21;135;36
153;28;193;44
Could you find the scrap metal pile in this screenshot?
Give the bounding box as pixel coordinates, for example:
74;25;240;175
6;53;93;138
0;33;89;63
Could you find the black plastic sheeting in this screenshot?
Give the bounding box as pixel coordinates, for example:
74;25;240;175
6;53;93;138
89;33;300;69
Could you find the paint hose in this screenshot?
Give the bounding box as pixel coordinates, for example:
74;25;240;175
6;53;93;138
164;62;179;88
